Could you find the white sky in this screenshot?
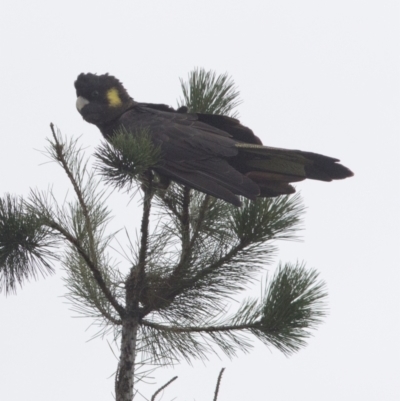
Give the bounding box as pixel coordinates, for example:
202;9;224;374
0;1;399;400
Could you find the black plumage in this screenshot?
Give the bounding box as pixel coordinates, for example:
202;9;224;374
75;73;353;206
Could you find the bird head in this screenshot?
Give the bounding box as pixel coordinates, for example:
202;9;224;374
74;73;134;125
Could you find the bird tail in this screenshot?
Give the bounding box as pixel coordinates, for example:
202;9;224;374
234;143;353;196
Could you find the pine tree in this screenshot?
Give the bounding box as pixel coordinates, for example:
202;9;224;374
0;69;328;401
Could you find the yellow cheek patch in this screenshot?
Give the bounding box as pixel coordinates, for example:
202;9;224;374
106;88;122;107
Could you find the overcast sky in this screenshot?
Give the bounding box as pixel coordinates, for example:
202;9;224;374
1;1;399;400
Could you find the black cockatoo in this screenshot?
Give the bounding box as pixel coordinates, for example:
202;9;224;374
75;73;353;206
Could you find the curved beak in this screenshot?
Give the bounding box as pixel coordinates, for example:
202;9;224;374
76;96;90;112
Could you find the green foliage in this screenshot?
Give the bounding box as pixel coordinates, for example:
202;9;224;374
49;128;123;326
139;261;327;363
133;193;307;364
61;198;123;328
94;126;161;193
178;68;242;116
0;194;56;294
229;195;304;244
148;193;303;304
63;237;123;329
257;262;327;354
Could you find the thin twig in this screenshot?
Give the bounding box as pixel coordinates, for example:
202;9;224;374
95;302;123;325
189;194;210;249
151;376;178;401
213;368;225;401
159;187;191;287
176;186;191;271
50;123;98;266
48;220;125;318
142;319;257;334
162;195;183;223
153;240;247;311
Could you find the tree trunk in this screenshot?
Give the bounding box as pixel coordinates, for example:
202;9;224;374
116;317;138;401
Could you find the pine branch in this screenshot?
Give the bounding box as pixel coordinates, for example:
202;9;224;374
94;126;161;193
49;124;98;266
63;247;123;326
256;262;328;354
45;126;126;318
148;236;258;314
178;68;242;116
141;261;327;357
140;195;303;318
48;220;125;318
0;194;57;294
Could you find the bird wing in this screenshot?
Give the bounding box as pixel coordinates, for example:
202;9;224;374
116;106;260;204
135;102;263;144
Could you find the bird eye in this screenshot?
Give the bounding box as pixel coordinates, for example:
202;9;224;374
91;90;99;98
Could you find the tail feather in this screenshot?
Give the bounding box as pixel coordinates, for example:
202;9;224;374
258;183;296;197
235;144;354;183
303;158;354;181
245;172;299;196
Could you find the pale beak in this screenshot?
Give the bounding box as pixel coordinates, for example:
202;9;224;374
76;96;90;111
